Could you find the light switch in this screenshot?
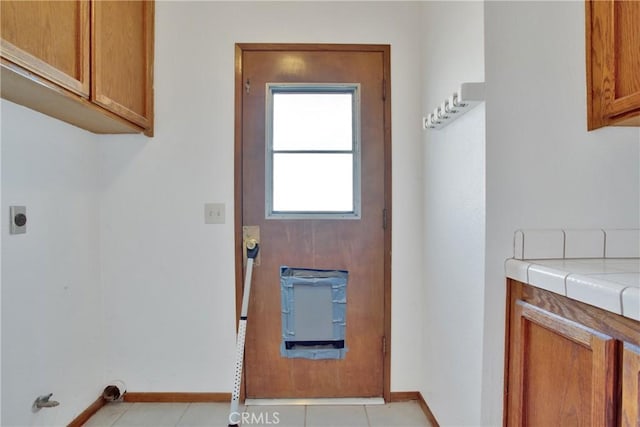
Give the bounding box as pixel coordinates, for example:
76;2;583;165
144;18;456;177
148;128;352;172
204;203;225;224
10;206;27;234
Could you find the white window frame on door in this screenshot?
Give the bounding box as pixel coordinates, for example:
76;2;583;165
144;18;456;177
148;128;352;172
265;83;362;220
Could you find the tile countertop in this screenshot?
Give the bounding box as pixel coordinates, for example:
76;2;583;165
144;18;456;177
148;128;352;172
506;258;640;321
505;229;640;321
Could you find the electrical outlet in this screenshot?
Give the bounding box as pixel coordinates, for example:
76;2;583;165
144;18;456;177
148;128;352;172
10;206;27;234
204;203;225;224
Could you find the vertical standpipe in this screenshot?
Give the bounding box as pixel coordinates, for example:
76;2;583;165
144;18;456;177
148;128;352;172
228;240;259;427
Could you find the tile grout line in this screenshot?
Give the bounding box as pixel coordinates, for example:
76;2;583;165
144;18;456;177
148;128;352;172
174;402;192;427
111;402;133;427
363;404;372;427
619;285;631;317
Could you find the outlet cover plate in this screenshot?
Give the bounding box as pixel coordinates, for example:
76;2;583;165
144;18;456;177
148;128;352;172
10;206;27;234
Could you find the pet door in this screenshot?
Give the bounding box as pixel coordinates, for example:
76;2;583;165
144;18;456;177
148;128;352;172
280;267;347;359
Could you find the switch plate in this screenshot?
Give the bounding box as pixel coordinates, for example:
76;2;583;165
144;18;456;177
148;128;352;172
204;203;225;224
10;206;27;234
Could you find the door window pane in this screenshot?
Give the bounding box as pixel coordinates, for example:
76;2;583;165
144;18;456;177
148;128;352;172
273;153;353;212
266;84;361;219
273;93;353;151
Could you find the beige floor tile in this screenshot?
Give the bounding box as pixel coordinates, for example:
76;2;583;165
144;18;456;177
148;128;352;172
242;405;305;427
366;401;431;427
83;402;133;427
306;405;368;427
176;403;232;427
112;402;189;426
85;401;433;427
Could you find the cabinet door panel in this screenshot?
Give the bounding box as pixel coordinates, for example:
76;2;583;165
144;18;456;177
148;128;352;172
605;1;640;118
613;2;640;99
622;343;640;427
0;0;90;96
92;0;153;129
587;0;640;128
507;301;617;426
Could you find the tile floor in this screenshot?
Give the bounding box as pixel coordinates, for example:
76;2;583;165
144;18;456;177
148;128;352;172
83;401;432;426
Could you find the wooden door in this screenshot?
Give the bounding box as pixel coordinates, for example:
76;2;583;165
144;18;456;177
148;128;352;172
0;0;90;97
621;343;640;427
506;300;617;426
235;44;391;399
92;0;154;131
586;0;640;129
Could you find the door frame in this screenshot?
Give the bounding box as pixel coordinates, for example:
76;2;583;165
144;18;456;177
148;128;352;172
233;43;392;401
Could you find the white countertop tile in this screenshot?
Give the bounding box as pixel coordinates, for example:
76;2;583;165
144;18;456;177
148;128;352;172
595;258;640;272
564;229;605;258
527;264;568;295
514;229;565;260
605;229;640;258
505;258;640;321
622;288;640;321
584;273;640;288
505;259;530;283
565;274;625;315
534;259;633;274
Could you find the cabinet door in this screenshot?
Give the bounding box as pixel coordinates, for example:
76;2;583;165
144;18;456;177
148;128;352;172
586;0;640;129
0;0;90;97
92;0;153;130
622;343;640;427
507;300;617;426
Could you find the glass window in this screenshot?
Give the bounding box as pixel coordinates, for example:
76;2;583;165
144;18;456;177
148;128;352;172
266;84;361;219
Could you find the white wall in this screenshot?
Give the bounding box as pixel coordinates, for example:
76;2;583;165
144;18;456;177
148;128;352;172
99;1;426;393
1;4;426;422
482;2;640;425
4;2;637;425
1;100;104;426
419;2;640;425
420;2;486;425
0;93;3;427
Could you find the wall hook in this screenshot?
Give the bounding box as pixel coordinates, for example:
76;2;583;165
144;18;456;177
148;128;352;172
32;393;59;411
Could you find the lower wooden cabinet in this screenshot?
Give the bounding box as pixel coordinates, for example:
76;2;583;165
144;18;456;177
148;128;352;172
622;343;640;426
508;300;616;425
505;280;640;426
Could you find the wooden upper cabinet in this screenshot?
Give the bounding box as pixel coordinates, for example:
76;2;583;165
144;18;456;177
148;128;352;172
622;343;640;426
0;1;90;97
92;0;154;130
507;300;617;426
586;0;640;130
0;0;154;136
